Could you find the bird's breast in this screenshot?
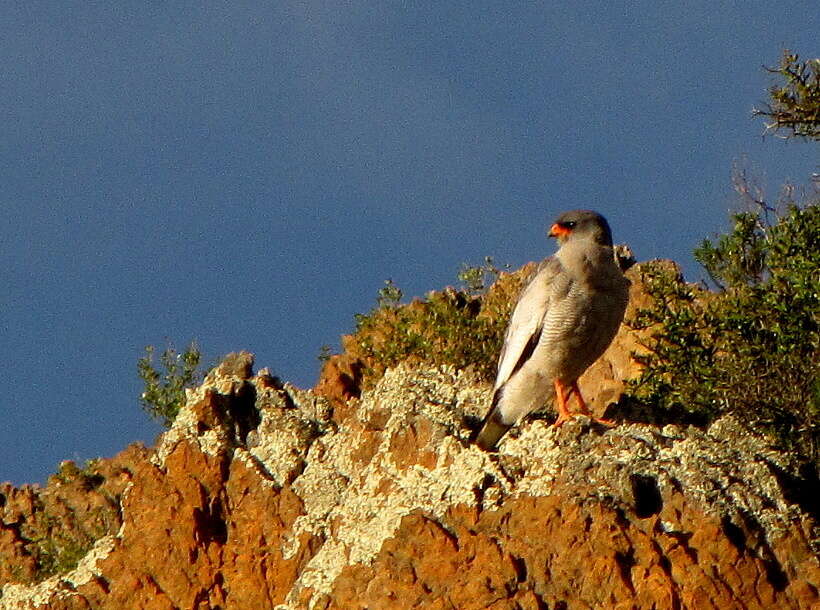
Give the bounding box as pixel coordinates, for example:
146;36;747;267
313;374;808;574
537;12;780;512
537;278;628;381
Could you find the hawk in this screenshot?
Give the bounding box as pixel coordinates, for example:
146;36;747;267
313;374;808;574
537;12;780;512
476;210;630;451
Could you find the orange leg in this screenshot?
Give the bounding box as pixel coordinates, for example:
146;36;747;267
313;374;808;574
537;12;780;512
572;381;614;425
552;380;573;427
553;380;615;428
572;381;591;415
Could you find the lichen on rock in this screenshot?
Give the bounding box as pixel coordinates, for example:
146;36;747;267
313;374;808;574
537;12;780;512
1;315;817;609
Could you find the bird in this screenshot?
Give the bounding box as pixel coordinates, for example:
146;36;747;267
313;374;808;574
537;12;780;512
475;210;630;451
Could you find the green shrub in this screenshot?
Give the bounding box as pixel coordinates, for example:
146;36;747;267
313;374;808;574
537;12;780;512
457;256;507;295
137;341;205;427
30;522;97;581
755;51;820;140
20;460;120;583
628;203;820;464
349;261;526;388
51;459;105;490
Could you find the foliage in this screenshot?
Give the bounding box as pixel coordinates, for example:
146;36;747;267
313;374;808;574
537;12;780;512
376;279;403;308
695;207;769;288
317;344;333;363
457;256;507;295
29;517;100;581
19;460;120;583
755;51;820;140
50;459;105;491
138;341;205;428
350;261;528;388
628;202;820;464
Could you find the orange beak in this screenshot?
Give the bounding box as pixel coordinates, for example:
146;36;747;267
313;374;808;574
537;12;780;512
549;223;572;238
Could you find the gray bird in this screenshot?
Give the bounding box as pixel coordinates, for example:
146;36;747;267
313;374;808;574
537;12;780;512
475;210;630;451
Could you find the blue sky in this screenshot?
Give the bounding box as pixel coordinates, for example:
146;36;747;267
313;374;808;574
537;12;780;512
2;3;817;486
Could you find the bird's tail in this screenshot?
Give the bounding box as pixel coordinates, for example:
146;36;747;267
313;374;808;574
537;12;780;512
475;389;512;452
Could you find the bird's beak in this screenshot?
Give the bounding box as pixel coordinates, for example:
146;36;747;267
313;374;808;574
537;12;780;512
549;223;571;239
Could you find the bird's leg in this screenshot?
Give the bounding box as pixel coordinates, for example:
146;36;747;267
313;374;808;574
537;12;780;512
570;381;615;426
572;382;590;415
552;380;574;427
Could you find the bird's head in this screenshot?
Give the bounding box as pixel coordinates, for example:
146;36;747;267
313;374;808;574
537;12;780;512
548;210;614;247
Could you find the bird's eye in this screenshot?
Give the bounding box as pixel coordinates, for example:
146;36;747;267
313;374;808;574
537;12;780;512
562;221;576;229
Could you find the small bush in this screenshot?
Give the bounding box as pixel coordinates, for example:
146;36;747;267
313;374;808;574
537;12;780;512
457;256;507;295
754;51;820;140
628;202;820;464
51;459;105;491
348;261;529;388
21;460;120;583
138;341;205;427
31;525;97;581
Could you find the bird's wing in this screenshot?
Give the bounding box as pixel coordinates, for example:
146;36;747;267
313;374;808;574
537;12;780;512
494;256;568;390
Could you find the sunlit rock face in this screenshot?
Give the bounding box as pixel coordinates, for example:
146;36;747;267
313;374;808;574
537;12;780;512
1;272;818;609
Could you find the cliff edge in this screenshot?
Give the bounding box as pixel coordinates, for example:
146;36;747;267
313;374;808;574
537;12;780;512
1;263;817;609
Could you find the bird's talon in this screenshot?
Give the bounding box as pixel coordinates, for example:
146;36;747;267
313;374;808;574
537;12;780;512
552;416;571;428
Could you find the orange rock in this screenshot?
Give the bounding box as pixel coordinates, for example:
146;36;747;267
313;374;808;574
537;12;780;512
1;263;817;610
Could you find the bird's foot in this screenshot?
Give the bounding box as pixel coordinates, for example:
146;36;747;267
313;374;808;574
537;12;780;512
552;413;573;428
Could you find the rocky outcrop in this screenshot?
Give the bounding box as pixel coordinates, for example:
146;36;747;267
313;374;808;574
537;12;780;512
1;263;817;609
314;258;651;415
